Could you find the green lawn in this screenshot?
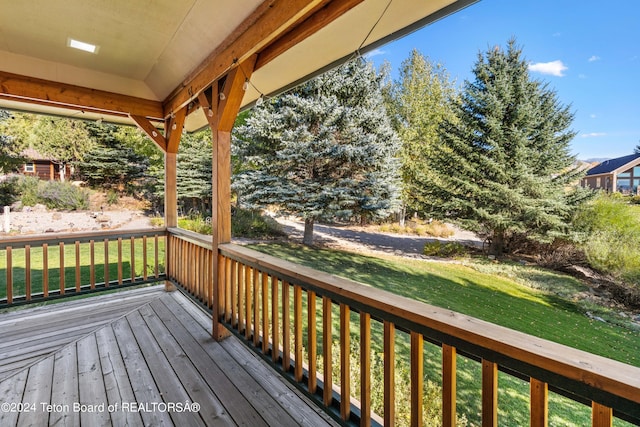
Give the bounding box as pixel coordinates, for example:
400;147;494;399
249;242;638;427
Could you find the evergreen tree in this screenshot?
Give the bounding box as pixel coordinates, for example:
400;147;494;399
0;110;24;173
428;39;591;254
386;50;458;218
634;141;640;154
177;130;212;214
233;59;401;245
76;124;148;194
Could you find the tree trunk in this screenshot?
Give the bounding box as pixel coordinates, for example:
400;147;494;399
489;230;505;256
303;218;314;246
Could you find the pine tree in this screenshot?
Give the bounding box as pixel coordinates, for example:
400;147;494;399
386;50;458;218
428;39;591;254
233;59;401;245
177;130;212;214
0;110;24;173
76;124;148;194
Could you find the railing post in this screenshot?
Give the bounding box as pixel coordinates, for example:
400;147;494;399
164;151;177;293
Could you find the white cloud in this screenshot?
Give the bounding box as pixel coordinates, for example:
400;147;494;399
588;55;601;62
364;48;387;58
580;132;607;138
528;60;568;77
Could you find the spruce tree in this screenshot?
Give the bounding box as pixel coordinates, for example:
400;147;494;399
233;59;401;245
177;130;212;214
428;39;591;254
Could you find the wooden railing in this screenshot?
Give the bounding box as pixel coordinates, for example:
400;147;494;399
165;231;640;426
0;228;166;308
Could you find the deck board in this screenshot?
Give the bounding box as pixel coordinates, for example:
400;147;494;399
0;286;338;426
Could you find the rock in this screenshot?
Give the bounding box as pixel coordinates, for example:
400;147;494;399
45;228;54;233
10;200;23;212
95;215;111;223
33;204;47;213
52;212;63;220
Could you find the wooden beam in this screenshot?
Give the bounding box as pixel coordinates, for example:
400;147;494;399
163;0;327;115
0;71;163;120
256;0;364;69
130;115;167;152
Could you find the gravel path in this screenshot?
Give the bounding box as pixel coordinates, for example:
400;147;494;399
275;217;482;258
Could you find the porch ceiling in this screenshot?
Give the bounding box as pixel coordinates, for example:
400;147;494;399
0;0;476;132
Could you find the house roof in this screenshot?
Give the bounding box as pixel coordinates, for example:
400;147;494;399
586;153;640;176
0;0;477;133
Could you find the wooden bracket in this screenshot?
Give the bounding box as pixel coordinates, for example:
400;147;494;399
165;107;187;153
130;115;167;151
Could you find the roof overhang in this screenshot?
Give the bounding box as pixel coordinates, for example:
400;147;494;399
0;0;478;133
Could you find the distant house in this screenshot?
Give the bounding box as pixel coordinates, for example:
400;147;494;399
581;153;640;194
19;148;71;181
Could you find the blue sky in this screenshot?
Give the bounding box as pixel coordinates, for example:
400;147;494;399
367;0;640;160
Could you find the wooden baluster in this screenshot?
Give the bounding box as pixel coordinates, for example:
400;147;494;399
252;267;259;346
282;280;291;372
308;291;317;394
154;235;159;278
43;243;49;297
261;271;269;354
237;260;244;332
482;359;498;427
384;321;395;427
90;240;95;289
117;237;123;285
340;303;350;421
245;265;252;340
130;236;135;283
411;331;423;427
271;275;280;363
142;235;148;281
5;246;12;304
360;312;371;427
530;378;548;427
75;241;80;292
213;254;225;337
294;285;303;381
230;259;237;328
25;245;31;301
442;344;457;427
225;257;232;323
59;242;65;295
323;296;333;407
592;402;612;427
104;239;109;287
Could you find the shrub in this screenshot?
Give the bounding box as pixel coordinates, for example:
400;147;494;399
231;208;285;239
0;176;20;207
15;176;40;207
629;195;640;205
573;193;640;284
106;190;119;205
423;240;467;257
36;181;90;210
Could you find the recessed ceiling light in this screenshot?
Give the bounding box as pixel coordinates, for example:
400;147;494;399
67;38;99;54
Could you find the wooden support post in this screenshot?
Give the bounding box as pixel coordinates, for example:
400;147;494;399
164;151;177;292
202;55;257;340
592;402;613;427
442;344;457;427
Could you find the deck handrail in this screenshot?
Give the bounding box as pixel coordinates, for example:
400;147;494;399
140;230;640;425
1;228;166;307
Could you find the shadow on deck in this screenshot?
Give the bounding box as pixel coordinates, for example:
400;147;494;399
0;286;337;426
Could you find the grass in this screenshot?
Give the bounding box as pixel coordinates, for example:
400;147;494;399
248;242;639;426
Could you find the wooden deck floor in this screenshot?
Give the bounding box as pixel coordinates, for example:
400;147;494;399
0;286;338;426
